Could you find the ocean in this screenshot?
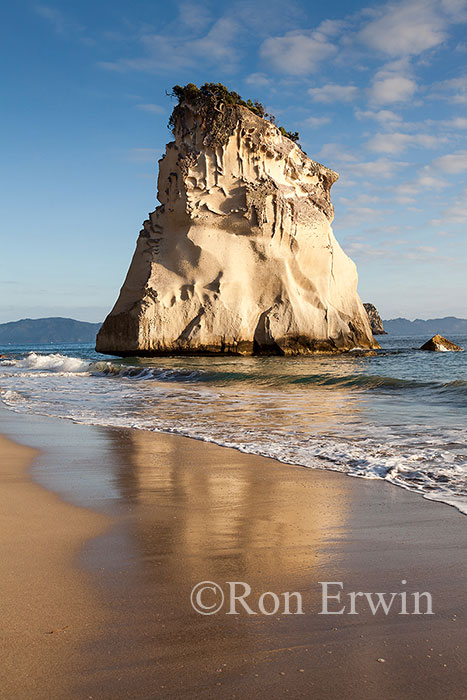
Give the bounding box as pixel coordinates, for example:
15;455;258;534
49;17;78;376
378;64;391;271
1;335;466;514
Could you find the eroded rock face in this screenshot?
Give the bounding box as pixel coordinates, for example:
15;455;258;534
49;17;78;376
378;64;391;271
96;100;378;356
420;334;463;352
363;303;387;335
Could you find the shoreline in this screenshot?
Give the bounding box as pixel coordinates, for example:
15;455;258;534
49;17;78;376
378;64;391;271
0;427;110;699
1;407;466;698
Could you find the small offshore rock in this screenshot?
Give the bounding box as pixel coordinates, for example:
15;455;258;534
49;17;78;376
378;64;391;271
420;334;463;352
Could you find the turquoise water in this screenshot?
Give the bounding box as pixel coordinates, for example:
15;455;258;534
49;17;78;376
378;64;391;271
1;335;466;513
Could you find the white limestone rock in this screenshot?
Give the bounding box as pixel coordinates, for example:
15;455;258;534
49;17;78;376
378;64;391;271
97;96;378;356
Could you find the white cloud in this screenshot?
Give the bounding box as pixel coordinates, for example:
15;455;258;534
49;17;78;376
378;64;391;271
338;193;381;205
416;175;437;188
309;84;358;102
444;117;467;128
179;1;212;31
359;0;447;57
436;75;467;103
100;16;240;73
317;143;410;180
369;73;417;105
318;143;358;163
367;132;441;154
432;150;467;173
315;19;347;36
260;30;337;75
440;0;467;20
356;109;402;123
355;158;410;179
393;168;449;202
336;205;392;228
320;155;411;192
342;238;449;263
136;103;165;114
304;116;331;127
189;17;240;64
431;186;467;225
417;170;448;189
245;72;271;87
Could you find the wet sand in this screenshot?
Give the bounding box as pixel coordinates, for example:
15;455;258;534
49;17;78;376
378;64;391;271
1;408;466;699
0;432;109;699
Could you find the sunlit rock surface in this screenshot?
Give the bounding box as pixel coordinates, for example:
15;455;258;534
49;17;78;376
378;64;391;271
97;98;378;356
420;334;463;352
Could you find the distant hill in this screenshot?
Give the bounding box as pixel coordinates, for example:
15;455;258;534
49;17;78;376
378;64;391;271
0;317;102;344
383;317;467;336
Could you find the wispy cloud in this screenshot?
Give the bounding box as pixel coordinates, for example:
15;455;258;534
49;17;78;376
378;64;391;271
318;143;358;164
359;0;449;57
342;237;452;263
434;75;467;104
178;1;212;32
354;158;410;179
309;84;358;102
100;15;240;73
136;103;165;114
431;186;467;225
303;116;331;127
245;72;271;87
432;149;467;173
444;117;467;128
260;30;337;75
369;62;417;105
355;109;402;124
393;168;449;203
36;5;84;35
336;205;393;229
367;131;443;154
318;143;410;180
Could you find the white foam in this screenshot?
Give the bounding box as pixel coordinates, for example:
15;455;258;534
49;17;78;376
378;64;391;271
1;389;25;405
18;353;89;373
1;347;466;516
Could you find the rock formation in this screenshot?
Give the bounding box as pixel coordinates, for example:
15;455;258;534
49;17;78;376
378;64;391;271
96;85;378;356
420;334;463;352
363;303;387;335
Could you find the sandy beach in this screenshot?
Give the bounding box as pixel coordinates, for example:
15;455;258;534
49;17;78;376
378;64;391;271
1;407;466;699
0;429;109;699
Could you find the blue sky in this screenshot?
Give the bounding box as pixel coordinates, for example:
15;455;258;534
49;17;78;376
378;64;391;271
1;0;466;323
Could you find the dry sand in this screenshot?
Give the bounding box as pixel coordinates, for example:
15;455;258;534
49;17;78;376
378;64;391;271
0;410;466;699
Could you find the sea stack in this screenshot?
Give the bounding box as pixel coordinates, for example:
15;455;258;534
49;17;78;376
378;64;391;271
363;303;387;335
97;83;378;356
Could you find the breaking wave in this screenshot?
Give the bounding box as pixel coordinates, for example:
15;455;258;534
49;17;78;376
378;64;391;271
1;339;466;515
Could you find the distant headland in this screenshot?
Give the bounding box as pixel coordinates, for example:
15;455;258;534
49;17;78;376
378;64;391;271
0;318;101;344
383;317;467;336
2;315;466;345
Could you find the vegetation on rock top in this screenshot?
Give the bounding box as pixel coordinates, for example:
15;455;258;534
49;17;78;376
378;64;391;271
168;82;300;146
